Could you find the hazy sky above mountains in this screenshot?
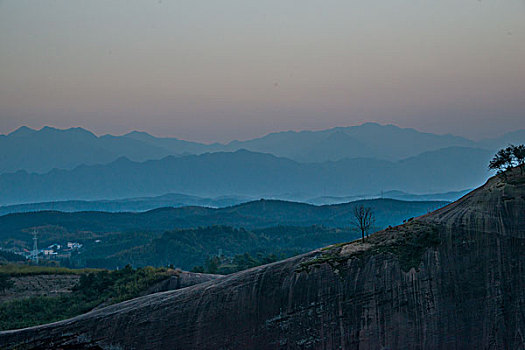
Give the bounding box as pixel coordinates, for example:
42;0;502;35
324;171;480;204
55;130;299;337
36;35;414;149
1;0;524;142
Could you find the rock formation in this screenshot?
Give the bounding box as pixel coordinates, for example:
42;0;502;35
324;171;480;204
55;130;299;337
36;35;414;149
145;270;222;294
1;167;524;349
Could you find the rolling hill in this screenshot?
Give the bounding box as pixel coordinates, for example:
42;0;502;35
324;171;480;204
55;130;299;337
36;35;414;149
0;198;447;270
0;198;447;247
0;193;252;216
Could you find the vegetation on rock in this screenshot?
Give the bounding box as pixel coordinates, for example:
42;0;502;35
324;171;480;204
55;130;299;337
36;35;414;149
297;221;441;273
0;265;170;331
191;252;284;275
489;144;525;173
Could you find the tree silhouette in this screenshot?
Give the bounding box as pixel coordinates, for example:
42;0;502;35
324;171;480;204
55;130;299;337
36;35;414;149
351;205;375;242
489;144;525;174
511;144;525;172
489;147;513;173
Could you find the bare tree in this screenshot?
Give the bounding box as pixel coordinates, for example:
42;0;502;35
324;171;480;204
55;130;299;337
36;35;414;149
351;205;375;242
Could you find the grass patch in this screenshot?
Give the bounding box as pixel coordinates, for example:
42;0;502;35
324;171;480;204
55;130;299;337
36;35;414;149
297;222;441;273
0;264;101;276
0;295;98;331
367;226;440;271
320;241;350;251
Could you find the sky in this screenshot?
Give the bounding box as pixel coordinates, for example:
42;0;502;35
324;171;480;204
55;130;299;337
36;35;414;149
0;0;524;142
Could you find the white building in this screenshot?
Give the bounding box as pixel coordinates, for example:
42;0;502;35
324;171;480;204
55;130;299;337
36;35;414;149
67;242;83;250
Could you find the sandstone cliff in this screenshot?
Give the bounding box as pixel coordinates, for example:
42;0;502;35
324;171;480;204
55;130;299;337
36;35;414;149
1;167;524;349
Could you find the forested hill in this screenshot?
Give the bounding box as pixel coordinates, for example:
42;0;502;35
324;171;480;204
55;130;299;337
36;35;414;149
0;198;446;245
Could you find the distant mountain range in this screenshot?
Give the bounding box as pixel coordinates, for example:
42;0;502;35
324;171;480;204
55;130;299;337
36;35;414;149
306;189;469;205
0;126;178;174
0;148;492;205
1;123;520;205
0;189;467;216
1;123;523;174
0;194;252;215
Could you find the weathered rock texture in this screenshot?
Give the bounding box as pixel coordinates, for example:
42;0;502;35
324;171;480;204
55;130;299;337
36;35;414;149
1;167;524;349
144;270;222;294
91;271;222;311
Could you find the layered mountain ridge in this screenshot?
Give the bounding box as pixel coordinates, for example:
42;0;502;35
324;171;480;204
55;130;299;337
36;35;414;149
1;123;520;207
1;166;523;349
0;148;491;205
1;123;522;174
0;189;464;216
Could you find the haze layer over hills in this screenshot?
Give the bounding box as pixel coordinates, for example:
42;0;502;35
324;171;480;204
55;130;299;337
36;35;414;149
0;189;467;216
1;122;521;206
0;148;491;205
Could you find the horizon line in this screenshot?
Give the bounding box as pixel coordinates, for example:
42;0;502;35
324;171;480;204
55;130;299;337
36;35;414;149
2;122;520;144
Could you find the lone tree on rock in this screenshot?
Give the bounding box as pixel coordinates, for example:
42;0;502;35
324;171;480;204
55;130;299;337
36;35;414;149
489;144;525;174
512;144;525;169
351;204;375;242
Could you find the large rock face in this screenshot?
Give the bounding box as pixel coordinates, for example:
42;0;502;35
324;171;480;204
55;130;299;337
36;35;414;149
1;168;524;349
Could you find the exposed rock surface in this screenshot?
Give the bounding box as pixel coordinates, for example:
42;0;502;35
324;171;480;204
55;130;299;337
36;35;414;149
1;167;524;349
91;271;222;311
144;270;222;294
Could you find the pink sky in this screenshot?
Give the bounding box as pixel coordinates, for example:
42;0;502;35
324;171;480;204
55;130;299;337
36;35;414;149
1;0;524;142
